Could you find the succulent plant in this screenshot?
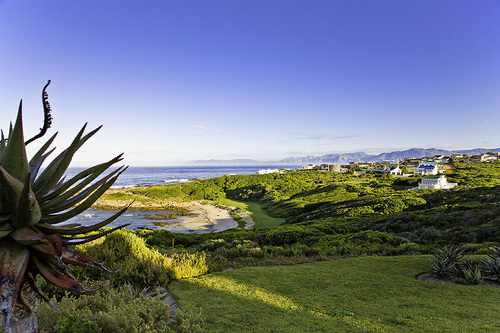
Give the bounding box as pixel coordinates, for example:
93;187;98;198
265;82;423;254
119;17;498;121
427;246;465;277
481;246;500;282
0;81;129;331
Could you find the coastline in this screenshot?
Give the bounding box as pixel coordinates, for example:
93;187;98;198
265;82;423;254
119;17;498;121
91;190;244;233
181;201;238;234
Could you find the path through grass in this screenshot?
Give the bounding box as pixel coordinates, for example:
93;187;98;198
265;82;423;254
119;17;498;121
219;198;284;228
170;256;500;332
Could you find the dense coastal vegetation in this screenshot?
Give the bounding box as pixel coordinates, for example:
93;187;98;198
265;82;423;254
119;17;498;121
128;162;500;256
34;161;500;332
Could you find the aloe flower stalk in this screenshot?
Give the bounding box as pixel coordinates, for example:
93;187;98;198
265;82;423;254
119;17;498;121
0;81;129;332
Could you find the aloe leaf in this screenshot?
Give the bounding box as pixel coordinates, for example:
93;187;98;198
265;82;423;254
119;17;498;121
41;166;124;214
39;154;124;206
30;241;57;257
14;173;41;227
50;175;67;196
31;147;67;193
0;239;30;325
62;247;119;273
0;229;13;238
30;148;56;185
0;216;11;223
0;130;6;163
38;204;130;235
61;224;129;245
32;124;87;196
40;171;123;224
34;125;103;198
32;255;84;293
0;166;25;215
10;227;44;246
25;270;58;310
28;132;57;172
1;101;29;182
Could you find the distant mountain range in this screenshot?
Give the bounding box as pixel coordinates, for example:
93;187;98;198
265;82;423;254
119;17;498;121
188;148;500;166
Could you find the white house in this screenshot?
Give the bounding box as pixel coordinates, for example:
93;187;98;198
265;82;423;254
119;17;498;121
418;175;457;190
390;166;402;175
415;164;438;175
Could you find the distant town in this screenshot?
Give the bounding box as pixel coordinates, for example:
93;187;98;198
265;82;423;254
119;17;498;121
258;152;500;190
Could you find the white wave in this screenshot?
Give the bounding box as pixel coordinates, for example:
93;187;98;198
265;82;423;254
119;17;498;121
164;179;189;184
111;185;137;190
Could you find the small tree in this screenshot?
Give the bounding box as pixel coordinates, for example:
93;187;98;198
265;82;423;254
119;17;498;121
0;81;129;332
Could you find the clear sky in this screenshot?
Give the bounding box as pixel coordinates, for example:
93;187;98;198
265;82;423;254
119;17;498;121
1;1;499;166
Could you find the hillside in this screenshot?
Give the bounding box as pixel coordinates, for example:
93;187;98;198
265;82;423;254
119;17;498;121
132;161;500;256
189;147;500;165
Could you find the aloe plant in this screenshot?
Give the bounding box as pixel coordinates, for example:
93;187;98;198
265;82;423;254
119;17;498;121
0;81;129;332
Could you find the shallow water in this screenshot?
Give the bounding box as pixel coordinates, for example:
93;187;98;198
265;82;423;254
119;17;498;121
66;209;193;233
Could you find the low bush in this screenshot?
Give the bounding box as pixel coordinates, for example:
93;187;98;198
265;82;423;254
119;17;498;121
74;230;208;287
37;284;204;333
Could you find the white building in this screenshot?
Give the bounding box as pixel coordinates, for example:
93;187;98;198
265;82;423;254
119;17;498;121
257;168;280;175
418;175;457;190
390;166;402;175
416;164;438;175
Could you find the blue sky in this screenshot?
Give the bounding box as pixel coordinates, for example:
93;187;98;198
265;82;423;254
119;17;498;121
1;1;499;166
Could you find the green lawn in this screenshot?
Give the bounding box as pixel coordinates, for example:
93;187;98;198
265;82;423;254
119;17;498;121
170;256;500;332
219;198;284;228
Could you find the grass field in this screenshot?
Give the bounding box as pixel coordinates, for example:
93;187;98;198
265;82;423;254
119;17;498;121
170;256;500;332
219;198;284;228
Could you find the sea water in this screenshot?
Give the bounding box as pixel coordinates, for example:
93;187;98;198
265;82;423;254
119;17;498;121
65;165;295;188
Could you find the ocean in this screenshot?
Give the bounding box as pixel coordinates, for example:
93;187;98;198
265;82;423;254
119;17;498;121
63;165;299;232
65;165;298;189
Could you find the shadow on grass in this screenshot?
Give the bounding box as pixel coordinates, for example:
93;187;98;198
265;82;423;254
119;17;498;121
170;256;500;333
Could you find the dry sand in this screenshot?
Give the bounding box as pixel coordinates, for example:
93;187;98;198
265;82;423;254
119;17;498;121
180;201;238;234
93;191;254;233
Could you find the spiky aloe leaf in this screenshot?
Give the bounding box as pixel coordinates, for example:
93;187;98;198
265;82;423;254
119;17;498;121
60;224;129;245
25;270;58;310
15;174;41;227
1;82;129;331
0;221;13;239
39;155;124;208
1;102;29;182
32;255;85;294
61;247;119;273
42;167;125;215
33;124;103;198
0;167;41;227
0;130;6;163
31;125;86;195
28;132;57;168
37;204;130;235
40;168;126;224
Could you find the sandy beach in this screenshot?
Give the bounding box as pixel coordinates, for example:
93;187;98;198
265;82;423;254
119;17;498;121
180;201;238;234
92;194;249;233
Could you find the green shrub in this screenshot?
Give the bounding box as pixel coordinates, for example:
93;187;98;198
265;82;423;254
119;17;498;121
55;315;101;333
75;230;208;287
37;287;175;333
